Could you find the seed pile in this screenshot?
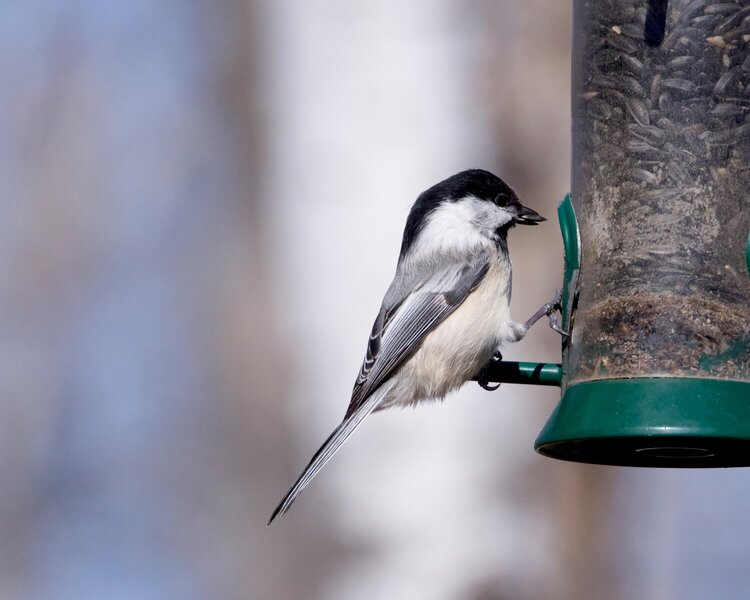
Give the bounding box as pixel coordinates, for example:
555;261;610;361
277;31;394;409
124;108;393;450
570;0;750;380
568;292;750;382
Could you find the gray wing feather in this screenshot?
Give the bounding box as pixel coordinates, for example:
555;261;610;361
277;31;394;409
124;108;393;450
346;260;489;417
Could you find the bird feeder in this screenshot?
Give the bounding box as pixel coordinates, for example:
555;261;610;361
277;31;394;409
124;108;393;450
484;0;750;466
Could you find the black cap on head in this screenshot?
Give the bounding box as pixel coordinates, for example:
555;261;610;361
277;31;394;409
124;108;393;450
430;169;519;206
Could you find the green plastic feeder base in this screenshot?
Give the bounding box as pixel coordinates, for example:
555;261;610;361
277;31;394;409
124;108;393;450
535;378;750;468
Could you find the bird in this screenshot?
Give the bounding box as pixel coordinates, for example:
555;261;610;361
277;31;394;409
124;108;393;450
269;169;561;524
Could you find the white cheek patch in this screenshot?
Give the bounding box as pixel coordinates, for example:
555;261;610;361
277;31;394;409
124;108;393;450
492;206;514;228
410;195;514;260
418;198;487;256
454;196;514;230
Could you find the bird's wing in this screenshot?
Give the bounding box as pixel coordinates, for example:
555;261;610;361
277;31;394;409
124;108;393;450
267;259;490;524
345;259;490;418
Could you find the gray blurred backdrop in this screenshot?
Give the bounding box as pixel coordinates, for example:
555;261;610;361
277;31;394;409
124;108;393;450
3;1;750;599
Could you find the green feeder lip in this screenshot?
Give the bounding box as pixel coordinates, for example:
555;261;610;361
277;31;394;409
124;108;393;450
557;194;580;334
535;378;750;468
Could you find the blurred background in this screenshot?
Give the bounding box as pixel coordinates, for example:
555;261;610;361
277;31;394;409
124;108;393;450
3;1;750;599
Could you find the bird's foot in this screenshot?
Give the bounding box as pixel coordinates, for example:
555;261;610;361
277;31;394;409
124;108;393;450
477;350;502;391
545;288;569;337
538;288;562;318
524;288;569;337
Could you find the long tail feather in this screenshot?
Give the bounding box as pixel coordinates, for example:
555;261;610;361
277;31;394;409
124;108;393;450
267;388;387;525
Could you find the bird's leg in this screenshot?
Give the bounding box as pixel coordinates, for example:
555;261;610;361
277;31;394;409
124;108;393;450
476;350;502;391
524;288;568;337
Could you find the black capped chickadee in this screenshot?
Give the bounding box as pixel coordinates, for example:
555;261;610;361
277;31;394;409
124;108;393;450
269;169;561;524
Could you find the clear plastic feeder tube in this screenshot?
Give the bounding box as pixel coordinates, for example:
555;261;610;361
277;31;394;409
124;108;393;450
569;0;750;384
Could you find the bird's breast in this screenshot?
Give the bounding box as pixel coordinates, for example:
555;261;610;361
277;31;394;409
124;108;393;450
390;255;514;405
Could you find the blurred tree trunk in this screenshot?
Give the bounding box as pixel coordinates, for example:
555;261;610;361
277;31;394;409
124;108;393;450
0;1;336;598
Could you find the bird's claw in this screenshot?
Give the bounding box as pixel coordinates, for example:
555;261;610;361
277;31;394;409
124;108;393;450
476;350;502;391
479;380;501;391
547;312;569;336
545;288;569;337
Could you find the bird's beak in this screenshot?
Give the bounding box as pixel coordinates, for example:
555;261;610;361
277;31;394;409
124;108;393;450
513;204;546;226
